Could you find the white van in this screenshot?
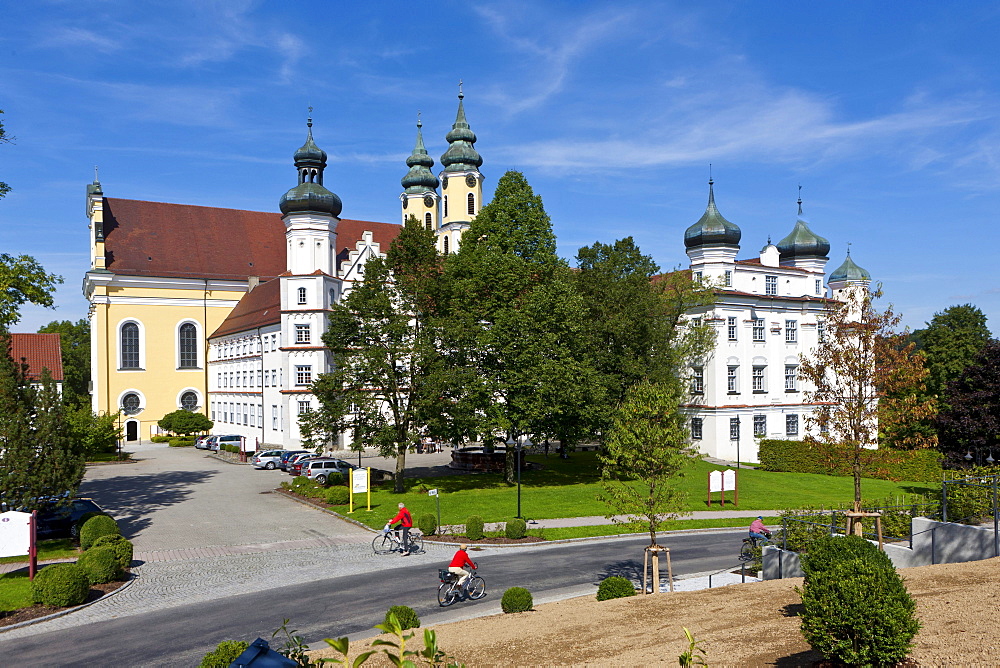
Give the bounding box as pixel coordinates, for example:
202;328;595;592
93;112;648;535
205;434;243;452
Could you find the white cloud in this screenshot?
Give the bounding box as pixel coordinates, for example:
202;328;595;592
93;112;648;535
40;27;121;53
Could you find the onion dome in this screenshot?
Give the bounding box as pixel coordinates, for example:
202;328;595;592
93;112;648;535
440;85;483;173
401;117;440;193
279;115;342;217
829;250;871;283
684;179;741;248
777;197;829;260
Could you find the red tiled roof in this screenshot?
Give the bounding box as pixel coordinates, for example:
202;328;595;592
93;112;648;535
209;279;282;339
8;333;63;381
102;198;400;281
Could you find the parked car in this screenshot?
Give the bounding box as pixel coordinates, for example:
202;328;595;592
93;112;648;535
277;450;310;471
300;458;357;485
252;450;287;470
287;453;320;476
199;435;243;452
34;498;111;541
193;435;212;449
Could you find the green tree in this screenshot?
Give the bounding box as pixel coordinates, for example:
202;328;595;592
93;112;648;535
0;109;11;200
66;407;123;459
306;216;441;493
936;340;1000;462
0;254;63;331
435;171;602;480
799;286;935;511
912;304;992;400
158;409;213;437
0;335;85;507
38;319;90;407
599;381;691;546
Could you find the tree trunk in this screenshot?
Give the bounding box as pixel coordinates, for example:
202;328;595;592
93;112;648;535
394;444;407;494
504;444;516;485
853;457;862;512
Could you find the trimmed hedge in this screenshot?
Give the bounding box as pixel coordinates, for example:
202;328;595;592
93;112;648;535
799;536;920;665
199;640;250;668
32;563;90;607
80;514;120;550
501;586;533;613
505;518;527;540
325;486;350;505
417;513;437;536
758;439;943;482
465;515;485;541
150;435;171;443
168;437;195;447
92;534;134;570
385;605;420;630
78;546;121;584
596;576;637;601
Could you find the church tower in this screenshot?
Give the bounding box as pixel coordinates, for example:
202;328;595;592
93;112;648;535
684;178;741;282
776;193;830;274
400;116;440;232
438;83;483;254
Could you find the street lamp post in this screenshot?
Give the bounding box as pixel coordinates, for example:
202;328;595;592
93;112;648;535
507;436;530;519
731;416;741;470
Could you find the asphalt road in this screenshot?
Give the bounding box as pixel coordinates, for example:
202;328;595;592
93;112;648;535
0;530;745;667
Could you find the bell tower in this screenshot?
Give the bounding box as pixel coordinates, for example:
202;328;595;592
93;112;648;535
438;81;483;254
400;115;440;232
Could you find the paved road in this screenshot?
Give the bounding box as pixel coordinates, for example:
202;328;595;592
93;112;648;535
0;530;746;667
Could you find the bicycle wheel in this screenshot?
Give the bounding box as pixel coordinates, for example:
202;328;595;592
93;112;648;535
467;576;486;600
373;535;394;555
408;532;424;554
437;582;458;607
739;541;754;561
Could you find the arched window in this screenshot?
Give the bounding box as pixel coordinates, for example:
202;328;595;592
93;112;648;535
443;196;448;218
179;323;198;368
180;391;198;411
425;213;432;230
297;287;307;304
121;323;140;369
443;236;449;254
467;193;475;215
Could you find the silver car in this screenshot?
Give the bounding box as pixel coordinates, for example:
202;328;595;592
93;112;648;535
252;449;286;470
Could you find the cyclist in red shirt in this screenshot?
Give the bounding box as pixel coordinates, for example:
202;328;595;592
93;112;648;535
388;502;413;555
448;544;478;591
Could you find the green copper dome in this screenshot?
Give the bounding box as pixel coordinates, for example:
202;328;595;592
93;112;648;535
829;252;871;283
279;117;342;217
440;89;483;172
401;118;440;193
777;200;830;259
684;180;741;249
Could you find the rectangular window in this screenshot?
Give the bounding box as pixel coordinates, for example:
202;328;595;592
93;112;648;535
690;418;703;440
295;324;311;344
690;367;704;394
727;365;739;393
217;372;222;388
752;365;766;392
786;414;799;436
249;404;255;428
693;271;703;283
295;365;312;386
298;400;312;415
211;402;216;421
272;405;278;430
727;316;737;341
243;403;248;426
818;321;826;343
785;320;797;343
692;317;702;328
229;371;234;387
257;370;262;387
785;365;798;391
729;417;740;441
272;370;278;387
752;318;765;342
724;270;733;287
815;279;822;296
753;414;766;436
765;275;777;296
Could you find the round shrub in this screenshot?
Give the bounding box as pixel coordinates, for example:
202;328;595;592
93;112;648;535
78;546;121;584
801;535;882;584
596;576;637;601
31;563;90;607
385;605;420;630
199;640;249;668
505;518;527;540
501;586;533;613
465;515;485;541
325;471;345;486
80;514;120;550
92;534;134;570
168;437;194;447
325;486;350;505
800;540;920;665
417;513;437;536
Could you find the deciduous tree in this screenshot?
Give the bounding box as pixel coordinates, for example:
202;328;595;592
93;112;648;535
799;286;935;511
158;409;213;437
936;340;1000;462
0;109;11;200
911;304;992;400
0;254;63;331
39;319;90;406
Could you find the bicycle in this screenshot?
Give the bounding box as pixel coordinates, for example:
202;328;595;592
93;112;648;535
739;532;774;561
373;526;424;555
437;568;486;607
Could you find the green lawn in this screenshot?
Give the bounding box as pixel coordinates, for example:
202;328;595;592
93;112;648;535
0;571;35;612
0;539;79;565
343;452;938;529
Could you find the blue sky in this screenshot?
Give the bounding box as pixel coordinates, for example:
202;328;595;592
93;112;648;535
4;1;1000;333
